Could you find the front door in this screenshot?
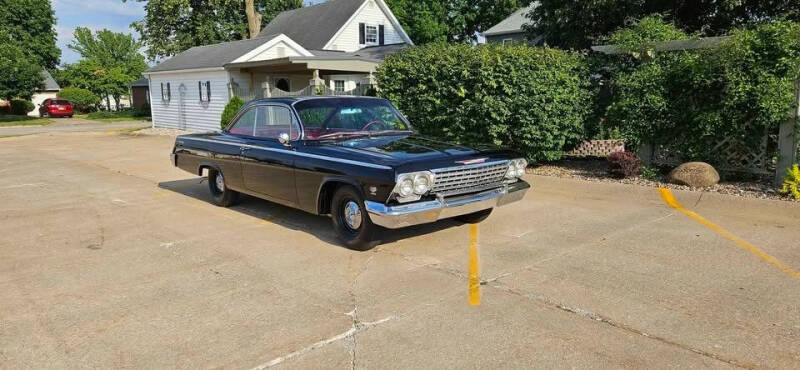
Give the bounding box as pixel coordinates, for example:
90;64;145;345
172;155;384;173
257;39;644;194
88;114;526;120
236;104;300;204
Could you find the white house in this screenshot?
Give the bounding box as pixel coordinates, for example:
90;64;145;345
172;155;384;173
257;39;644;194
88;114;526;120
29;70;61;117
143;0;413;132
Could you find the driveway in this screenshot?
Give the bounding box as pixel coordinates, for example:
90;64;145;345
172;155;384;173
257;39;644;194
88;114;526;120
0;117;150;137
1;132;798;368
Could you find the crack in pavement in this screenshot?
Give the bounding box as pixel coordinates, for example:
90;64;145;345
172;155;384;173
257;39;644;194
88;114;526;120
486;280;755;369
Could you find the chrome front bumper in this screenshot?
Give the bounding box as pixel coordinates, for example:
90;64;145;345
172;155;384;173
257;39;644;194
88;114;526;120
365;181;530;229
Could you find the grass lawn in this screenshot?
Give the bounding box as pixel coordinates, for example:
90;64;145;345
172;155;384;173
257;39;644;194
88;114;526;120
82;111;151;123
0;115;52;127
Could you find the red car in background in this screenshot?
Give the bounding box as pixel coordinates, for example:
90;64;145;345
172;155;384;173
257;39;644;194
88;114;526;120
39;99;73;118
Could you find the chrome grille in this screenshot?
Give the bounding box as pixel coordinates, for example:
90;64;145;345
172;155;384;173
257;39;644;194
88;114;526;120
431;161;509;197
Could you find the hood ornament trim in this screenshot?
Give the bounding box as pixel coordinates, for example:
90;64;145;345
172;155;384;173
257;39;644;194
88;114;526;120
456;158;488;165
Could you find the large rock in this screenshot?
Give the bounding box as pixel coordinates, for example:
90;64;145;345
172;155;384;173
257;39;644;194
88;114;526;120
668;162;720;188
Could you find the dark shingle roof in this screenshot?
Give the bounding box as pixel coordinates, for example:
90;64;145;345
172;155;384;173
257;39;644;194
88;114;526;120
41;70;60;91
130;77;149;87
257;0;365;50
147;35;279;73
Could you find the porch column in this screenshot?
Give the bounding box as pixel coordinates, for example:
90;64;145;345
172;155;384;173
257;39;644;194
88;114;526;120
309;69;324;94
261;80;271;98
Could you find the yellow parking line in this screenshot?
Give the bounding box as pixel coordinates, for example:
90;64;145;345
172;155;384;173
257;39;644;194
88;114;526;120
468;224;481;306
659;188;800;280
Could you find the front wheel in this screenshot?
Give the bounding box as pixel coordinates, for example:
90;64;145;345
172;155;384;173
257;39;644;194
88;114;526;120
455;208;493;224
331;185;378;251
207;168;239;207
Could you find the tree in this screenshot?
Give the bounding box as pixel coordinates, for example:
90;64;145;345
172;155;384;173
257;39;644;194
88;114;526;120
58;87;101;113
386;0;527;44
125;0;302;60
65;28;148;110
0;0;60;70
525;0;800;50
0;39;44;102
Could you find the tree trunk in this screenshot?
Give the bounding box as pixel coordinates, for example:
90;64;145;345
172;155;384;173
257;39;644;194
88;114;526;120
105;94;111;111
245;0;262;39
113;95;121;111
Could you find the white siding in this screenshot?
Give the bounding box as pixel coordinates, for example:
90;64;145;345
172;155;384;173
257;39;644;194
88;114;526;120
247;41;304;62
327;0;405;52
29;92;58;116
148;70;231;132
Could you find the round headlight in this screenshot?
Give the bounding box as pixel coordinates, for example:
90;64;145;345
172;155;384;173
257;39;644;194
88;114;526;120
515;159;527;177
398;176;414;197
506;163;517;179
413;174;431;195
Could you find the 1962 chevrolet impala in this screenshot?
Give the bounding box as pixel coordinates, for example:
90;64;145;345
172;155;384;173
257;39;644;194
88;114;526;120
171;97;530;250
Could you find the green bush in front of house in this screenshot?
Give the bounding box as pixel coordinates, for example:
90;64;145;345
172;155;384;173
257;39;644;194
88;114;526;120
221;96;245;130
9;99;34;115
376;43;592;162
603;19;800;164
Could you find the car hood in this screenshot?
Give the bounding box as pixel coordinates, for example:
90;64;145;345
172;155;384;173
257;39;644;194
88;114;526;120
304;134;518;172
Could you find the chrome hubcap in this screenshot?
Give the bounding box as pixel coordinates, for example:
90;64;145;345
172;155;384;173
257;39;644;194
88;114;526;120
215;173;225;192
343;201;362;230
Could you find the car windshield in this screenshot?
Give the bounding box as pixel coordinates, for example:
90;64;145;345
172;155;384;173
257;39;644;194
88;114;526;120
294;98;411;140
52;100;69;105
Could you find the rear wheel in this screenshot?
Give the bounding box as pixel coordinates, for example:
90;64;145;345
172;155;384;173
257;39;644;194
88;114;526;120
207;168;239;207
455;208;493;224
331;185;378;251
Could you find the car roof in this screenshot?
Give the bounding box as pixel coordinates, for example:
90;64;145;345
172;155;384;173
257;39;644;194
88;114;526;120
244;96;386;107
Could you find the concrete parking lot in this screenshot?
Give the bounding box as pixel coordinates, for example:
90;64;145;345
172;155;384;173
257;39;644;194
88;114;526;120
1;131;799;368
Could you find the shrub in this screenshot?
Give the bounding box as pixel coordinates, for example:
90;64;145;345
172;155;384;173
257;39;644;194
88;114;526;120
607;151;642;178
376;43;591;162
641;165;660;181
779;164;800;200
221;96;245;129
604;20;800;165
9;99;34;115
57;87;100;113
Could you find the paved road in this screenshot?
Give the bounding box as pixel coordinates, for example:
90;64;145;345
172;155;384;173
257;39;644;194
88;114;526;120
1;132;798;368
0;117;150;136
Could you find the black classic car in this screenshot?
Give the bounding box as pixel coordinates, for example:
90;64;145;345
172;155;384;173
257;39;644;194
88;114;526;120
171;97;530;250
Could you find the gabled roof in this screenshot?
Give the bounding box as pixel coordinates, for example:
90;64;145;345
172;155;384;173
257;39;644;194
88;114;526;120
484;3;537;36
147;36;281;73
257;0;365;50
41;70;60;91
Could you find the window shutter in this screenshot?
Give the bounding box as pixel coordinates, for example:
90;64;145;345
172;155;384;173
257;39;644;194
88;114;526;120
198;81;202;101
379;25;385;45
160;83;164;100
167;83;171;101
359;23;365;44
206;81;211;102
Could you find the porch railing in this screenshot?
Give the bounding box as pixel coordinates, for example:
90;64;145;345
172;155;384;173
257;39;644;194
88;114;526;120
231;84;377;102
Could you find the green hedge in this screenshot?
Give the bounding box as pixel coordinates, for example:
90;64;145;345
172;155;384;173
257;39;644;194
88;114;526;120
604;19;800;163
376;43;592;162
221;96;244;130
10;99;34;115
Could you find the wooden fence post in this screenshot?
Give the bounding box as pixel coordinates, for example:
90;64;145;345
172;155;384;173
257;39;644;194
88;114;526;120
776;80;800;186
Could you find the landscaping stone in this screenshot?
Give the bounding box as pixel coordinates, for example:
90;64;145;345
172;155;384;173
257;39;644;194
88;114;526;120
668;162;720;188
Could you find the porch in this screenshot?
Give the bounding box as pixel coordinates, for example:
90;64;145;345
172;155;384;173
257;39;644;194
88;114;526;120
225;56;380;101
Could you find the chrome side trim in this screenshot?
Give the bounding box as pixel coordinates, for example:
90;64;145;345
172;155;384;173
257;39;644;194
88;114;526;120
178;137;393;170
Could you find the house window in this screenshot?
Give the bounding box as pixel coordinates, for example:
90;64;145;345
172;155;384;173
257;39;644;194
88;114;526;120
161;82;171;102
502;39;514;46
199;81;211;102
365;25;378;45
334;80;345;92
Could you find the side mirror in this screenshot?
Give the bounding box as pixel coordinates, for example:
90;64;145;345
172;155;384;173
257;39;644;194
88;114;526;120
278;132;291;147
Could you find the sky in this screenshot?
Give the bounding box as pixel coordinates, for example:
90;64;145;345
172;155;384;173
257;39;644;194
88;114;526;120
53;0;328;65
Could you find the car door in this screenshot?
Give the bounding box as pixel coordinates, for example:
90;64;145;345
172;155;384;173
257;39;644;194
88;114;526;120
239;104;300;204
